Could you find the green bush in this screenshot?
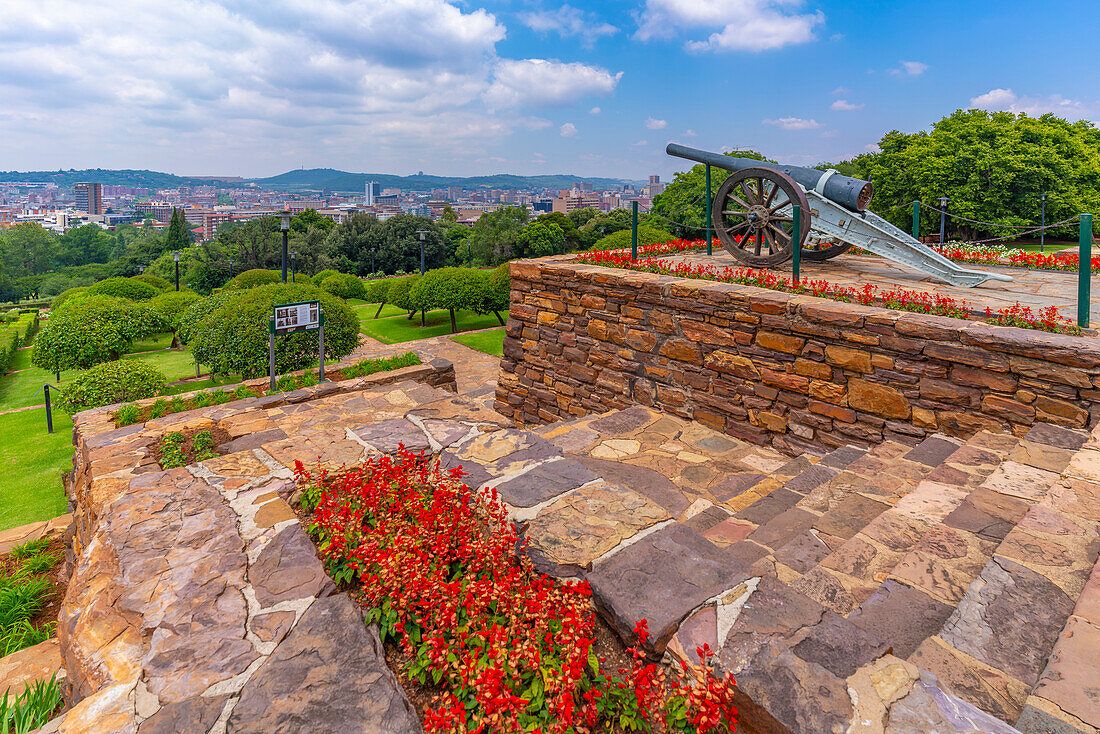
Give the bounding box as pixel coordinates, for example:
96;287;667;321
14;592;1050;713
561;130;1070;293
33;297;165;372
175;291;236;346
409;268;481;332
591;225;673;252
362;279;390;304
189;283;360;378
224;269;282;290
0;312;38;374
150;291;202;333
475;264;510;319
318;272;364;300
50;287;88;311
57;360;168;413
131;273;172;290
87;277;160;301
386;276;419;314
311;269;341;285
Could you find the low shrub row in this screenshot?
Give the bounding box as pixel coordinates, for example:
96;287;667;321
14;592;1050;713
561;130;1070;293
298;451;739;733
0;311;38;374
368;265;510;332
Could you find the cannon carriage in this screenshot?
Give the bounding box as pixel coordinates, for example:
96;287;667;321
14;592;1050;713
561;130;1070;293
665;143;1012;288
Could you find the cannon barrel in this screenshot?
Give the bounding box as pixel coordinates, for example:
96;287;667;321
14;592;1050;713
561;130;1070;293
666;142;873;212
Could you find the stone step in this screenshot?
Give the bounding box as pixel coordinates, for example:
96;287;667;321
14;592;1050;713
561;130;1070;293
903;422;1097;726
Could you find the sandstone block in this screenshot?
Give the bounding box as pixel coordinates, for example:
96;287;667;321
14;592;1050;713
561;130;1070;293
704;351;759;379
848;379;911;420
755;331;805;354
825;345;873;373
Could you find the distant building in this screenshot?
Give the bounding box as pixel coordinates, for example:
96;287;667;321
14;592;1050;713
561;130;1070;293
74;182;104;215
645;175;665;196
364;181;380;206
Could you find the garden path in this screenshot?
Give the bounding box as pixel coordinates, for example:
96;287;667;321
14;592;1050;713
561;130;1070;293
351;327;501;394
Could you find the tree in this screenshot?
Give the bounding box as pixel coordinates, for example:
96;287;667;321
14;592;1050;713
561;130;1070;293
568;207;599;228
2;223;59;276
535;212;581;253
58;225;113;266
323;213;385;275
409;268;480;332
165;208;192;252
217;217;280;270
651;149;772;240
375;215;446;275
466;207;530;266
516;221;565;258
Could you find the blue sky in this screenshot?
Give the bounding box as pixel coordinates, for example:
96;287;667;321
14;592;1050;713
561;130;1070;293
1;0;1097;180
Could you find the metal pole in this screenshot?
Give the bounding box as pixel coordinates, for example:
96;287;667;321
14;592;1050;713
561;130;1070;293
1079;214;1092;329
175;260;179;291
1040;194;1047;253
938;197;948;246
912;201;920;240
268;318;276;392
281;230;288;283
631;201;638;260
318;311;326;382
705;164;713;256
420;240;425;275
44;385;53;434
792;205;801;285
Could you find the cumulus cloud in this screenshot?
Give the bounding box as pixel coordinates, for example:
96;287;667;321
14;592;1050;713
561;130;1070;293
636;0;823;52
0;0;623;173
763;116;822;130
645;117;667;129
890;60;929;77
483;59;623;109
560;122;578;137
590;106;601;114
968;88;1091;118
830;99;864;111
519;5;618;47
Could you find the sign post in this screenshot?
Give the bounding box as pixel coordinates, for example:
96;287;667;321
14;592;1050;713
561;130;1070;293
271;301;324;389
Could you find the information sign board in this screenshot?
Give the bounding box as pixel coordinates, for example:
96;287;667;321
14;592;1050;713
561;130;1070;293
273;301;320;335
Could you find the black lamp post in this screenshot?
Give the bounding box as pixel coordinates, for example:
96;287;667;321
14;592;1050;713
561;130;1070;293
370;247;376;273
228;258;234;278
279;211;290;283
137;265;145;274
937;196;949;246
415;229;429;275
291;251;297;282
1040;193;1047;253
173;251;180;291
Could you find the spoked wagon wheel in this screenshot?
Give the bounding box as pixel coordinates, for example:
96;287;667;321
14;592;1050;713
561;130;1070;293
800;240;852;261
711;167;810;268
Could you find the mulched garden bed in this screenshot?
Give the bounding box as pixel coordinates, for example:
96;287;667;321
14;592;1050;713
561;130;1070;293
0;535;67;644
153;425;233;470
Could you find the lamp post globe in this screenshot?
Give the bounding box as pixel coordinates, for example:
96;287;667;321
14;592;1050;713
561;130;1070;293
279;212;291;283
415;229;430;275
172;251;181;291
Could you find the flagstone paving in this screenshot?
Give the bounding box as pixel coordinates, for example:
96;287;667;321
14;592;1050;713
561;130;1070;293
26;345;1100;733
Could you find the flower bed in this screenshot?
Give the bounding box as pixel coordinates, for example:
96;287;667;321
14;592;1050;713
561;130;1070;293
931;243;1099;273
112;351;422;427
297;450;738;733
575;243;1080;335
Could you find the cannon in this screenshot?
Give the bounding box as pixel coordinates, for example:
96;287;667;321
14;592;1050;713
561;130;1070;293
665;143;1012;287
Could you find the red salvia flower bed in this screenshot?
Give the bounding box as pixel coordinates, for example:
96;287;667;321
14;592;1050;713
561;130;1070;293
296;451;738;733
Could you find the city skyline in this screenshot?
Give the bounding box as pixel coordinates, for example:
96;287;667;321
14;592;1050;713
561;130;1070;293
1;0;1097;179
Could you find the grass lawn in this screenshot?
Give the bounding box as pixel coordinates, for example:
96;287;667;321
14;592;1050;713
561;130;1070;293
450;328;505;357
361;309;505;344
0;409;71;532
351;303;407;321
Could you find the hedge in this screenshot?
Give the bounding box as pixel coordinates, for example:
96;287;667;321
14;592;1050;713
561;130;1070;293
409;268;482;332
224;269;282;290
87;277;161;301
150;291;203;335
386;276;419;315
189;283;360;378
51;287;88;311
318;273;365;300
592;225;673;252
0;311;39;374
57;360;168;414
131;273;172;291
311;269;342;285
363;279;390;304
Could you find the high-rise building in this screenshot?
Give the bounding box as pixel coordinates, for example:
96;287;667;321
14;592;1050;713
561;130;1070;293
364;181;380;206
74;182;104;214
645;175;665;196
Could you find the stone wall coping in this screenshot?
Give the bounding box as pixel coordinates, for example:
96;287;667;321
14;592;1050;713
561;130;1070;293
516;257;1100;370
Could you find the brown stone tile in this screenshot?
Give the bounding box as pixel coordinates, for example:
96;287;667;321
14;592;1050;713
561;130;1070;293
908;636;1031;723
1029;617;1100;730
772;531;832;575
1009;440;1077;474
848;579;956;659
982;461;1059;503
1026;422;1089;451
701;517;756;547
890;526;997;605
997;506;1100;597
860;511;930;553
813;493;891;540
792;566;875;615
821;535;902;585
789;611;888;679
1042;477;1100;523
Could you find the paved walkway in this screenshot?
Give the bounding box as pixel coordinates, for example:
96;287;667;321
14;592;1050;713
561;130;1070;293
351;328;502;395
664;251;1100;325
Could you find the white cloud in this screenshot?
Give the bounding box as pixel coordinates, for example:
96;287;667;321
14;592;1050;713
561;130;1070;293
830;99;864;111
631;140;648;147
831;86;849;96
645;117;668;130
684;129;697;137
968;88;1091;118
519;5;618;47
636;0;823;52
890;60;929;77
590;106;601;114
763;116;822;130
560;122;578;137
483;59;623;109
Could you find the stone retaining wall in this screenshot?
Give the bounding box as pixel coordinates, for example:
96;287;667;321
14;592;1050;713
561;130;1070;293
495;257;1100;454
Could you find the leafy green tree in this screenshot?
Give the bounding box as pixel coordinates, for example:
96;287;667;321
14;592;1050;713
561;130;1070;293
409;268;481;332
58;361;168;413
466;207;530;266
375;215;446;275
323;213;385;275
578;209;634;249
535;212;581;252
165;208;193;252
32;296;165;372
217;217;280;270
58;225;113;266
291;208;336;234
150;290;202;346
651;149;772;239
517;220;565;258
2;223;59;276
568;207;599;228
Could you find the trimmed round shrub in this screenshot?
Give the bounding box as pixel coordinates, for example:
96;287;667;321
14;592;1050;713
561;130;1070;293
311;269;341;285
591;225;673;252
150;291;202;333
386;276;419;313
33;296;167;372
131;273;171;290
176;291;236;346
189;283;360;378
51;287;88;311
318;273;364;300
57;295;166;341
363;279;390;304
87;277;160;301
476;264;510;316
57;360;168;414
224;269;282;290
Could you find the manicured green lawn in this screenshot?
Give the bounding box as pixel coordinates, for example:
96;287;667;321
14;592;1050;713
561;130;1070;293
450;328;505;357
0;409;71;532
361;309;505;344
351;303;407;321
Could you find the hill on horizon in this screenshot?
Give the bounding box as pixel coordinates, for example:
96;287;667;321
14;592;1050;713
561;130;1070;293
0;167;640;192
